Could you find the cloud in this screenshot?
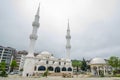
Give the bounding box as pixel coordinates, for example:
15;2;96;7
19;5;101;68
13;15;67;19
0;0;120;60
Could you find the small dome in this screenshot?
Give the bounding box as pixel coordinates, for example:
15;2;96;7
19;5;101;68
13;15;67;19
61;58;65;61
50;56;56;60
66;59;71;62
41;51;51;55
90;57;106;65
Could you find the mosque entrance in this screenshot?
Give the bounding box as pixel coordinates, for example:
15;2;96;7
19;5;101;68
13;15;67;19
55;67;60;73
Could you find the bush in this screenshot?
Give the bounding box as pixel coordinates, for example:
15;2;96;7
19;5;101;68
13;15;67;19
43;69;49;77
113;74;120;77
99;70;104;77
113;70;118;75
0;70;8;77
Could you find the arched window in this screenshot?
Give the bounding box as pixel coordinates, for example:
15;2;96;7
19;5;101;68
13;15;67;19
48;66;54;71
68;67;72;71
38;66;46;71
55;67;60;73
62;67;66;71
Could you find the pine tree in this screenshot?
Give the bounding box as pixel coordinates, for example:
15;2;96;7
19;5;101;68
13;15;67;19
81;58;87;71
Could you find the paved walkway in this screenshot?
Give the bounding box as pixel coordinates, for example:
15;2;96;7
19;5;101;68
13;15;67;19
0;76;120;80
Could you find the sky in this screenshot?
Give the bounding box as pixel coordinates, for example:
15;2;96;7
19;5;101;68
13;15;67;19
0;0;120;60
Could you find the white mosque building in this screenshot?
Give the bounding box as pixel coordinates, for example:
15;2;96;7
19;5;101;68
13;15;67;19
22;4;73;77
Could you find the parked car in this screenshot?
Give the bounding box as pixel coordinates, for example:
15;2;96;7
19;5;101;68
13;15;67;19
9;72;14;75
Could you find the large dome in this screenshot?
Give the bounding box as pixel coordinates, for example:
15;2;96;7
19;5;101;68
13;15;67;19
90;57;106;65
40;51;51;57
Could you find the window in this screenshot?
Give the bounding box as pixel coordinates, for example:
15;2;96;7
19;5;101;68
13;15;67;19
68;67;72;71
59;62;61;65
48;66;54;71
38;66;46;71
62;67;66;71
46;60;48;64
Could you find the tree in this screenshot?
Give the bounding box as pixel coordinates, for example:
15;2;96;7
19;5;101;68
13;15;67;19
118;59;120;69
10;60;17;72
0;62;8;77
0;62;6;71
108;56;119;75
72;60;81;72
108;56;119;70
81;58;87;71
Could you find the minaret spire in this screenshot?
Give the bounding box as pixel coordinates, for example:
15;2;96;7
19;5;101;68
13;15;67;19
36;3;40;16
66;19;71;59
68;19;70;30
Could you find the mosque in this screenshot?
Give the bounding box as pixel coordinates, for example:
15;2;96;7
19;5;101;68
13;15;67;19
22;3;112;77
22;4;73;77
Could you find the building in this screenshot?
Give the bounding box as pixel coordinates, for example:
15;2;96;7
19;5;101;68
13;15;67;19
0;46;17;72
25;51;72;76
15;50;28;71
22;4;73;77
89;57;112;76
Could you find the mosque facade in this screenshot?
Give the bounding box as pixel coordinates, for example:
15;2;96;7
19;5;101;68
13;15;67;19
22;4;73;77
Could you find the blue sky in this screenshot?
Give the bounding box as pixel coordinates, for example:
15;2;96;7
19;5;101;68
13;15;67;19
0;0;120;60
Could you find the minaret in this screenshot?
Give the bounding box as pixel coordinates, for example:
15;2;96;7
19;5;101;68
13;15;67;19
66;19;71;59
27;3;40;57
23;4;40;77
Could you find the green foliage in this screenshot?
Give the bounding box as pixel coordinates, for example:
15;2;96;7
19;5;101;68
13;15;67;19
81;58;87;71
0;70;8;77
43;68;49;77
108;56;119;69
72;60;81;67
0;62;6;71
72;60;82;72
113;70;117;75
108;56;120;75
0;62;8;77
118;59;120;68
10;60;17;72
99;70;104;77
20;68;23;71
113;74;120;77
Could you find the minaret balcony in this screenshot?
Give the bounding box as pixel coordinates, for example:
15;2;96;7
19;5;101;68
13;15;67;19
32;21;39;27
66;36;71;39
66;46;71;49
35;15;40;18
29;34;38;40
